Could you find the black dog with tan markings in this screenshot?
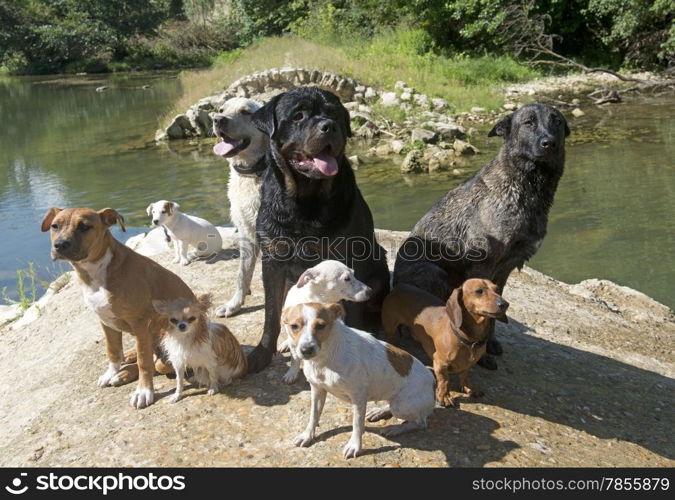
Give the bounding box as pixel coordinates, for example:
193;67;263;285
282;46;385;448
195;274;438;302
247;86;391;373
394;103;569;369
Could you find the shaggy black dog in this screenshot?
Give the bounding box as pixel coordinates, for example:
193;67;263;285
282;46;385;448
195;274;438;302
394;103;569;369
247;86;390;373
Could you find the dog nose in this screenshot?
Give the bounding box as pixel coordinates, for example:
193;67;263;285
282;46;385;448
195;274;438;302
497;299;509;310
300;344;316;357
178;323;187;332
318;119;335;134
540;137;555;149
53;239;71;250
153;219;159;225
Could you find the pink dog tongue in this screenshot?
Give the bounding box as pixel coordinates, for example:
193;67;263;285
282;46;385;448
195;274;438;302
311;153;338;176
213;140;236;156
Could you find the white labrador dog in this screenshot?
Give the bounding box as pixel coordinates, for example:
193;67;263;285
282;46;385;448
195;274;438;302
212;97;268;317
146;200;222;265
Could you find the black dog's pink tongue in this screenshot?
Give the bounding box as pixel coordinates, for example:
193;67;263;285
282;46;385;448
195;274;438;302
213;140;236;156
311;153;338;176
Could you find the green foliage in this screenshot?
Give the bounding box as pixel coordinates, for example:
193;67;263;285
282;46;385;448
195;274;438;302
1;0;671;74
6;263;39;311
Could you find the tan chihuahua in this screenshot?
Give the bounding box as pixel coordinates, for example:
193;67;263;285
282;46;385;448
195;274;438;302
153;294;247;402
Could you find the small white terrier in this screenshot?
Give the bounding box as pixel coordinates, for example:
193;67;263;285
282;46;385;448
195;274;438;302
146;200;222;265
153;294;247;402
280;260;372;384
282;302;435;459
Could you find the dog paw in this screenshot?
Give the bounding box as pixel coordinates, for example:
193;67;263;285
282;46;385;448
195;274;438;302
97;366;119;387
179;258;190;266
129;387;155;409
282;369;300;385
216;299;241;318
486;339;503;356
168;393;182;403
247;345;273;373
477;354;498;370
171;257;180;264
207;386;219;396
467;388;485;398
439;395;458;409
366;407;393;422
342;438;362;459
293;431;315;447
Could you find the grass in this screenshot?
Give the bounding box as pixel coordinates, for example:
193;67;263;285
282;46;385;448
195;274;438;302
161;30;538;127
2;263;40;311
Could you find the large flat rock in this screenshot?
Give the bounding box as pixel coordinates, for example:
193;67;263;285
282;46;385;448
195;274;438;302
0;230;673;467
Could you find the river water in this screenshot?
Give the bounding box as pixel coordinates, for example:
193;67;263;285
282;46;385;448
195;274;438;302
0;73;672;307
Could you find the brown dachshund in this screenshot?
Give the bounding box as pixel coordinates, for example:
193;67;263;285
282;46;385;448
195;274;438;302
382;279;509;407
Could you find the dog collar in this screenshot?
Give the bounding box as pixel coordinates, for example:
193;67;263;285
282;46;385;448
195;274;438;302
451;325;487;350
232;157;267;177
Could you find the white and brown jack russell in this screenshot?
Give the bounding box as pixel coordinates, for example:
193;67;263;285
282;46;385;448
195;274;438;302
279;260;372;384
282;302;435;459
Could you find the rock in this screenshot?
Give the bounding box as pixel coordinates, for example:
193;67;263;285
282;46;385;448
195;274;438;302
401;150;426;174
400;91;412;102
355;121;380;139
572;108;585;117
503;102;517;111
348;155;361;168
390;140;405;154
431;98;449;111
374;143;391;156
155;129;168;142
380;92;400;107
572;98;581;105
364;87;377;100
95;86;107;92
453;139;478;155
141;85;151;90
344;102;359;111
394;81;407;90
436;123;466;141
413;94;429;108
470;106;486;114
411;128;438;144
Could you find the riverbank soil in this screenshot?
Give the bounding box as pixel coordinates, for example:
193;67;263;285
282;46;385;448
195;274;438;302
0;230;672;467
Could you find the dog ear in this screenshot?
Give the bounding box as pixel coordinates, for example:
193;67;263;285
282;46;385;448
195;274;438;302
296;269;316;288
325;302;345;321
197;293;212;312
446;287;463;328
98;208;126;232
152;299;169;315
252;93;283;138
488;114;512;138
163;201;177;216
41;207;62;232
145;204;153;217
563;117;570;137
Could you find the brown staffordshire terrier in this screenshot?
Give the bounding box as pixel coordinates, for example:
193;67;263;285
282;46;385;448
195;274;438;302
382;280;508;407
41;207;196;409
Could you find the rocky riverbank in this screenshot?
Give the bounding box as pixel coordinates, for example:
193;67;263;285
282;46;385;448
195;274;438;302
0;229;673;467
156;67;672;175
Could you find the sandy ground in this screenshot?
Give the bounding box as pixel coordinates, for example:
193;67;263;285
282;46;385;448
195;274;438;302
0;229;673;467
